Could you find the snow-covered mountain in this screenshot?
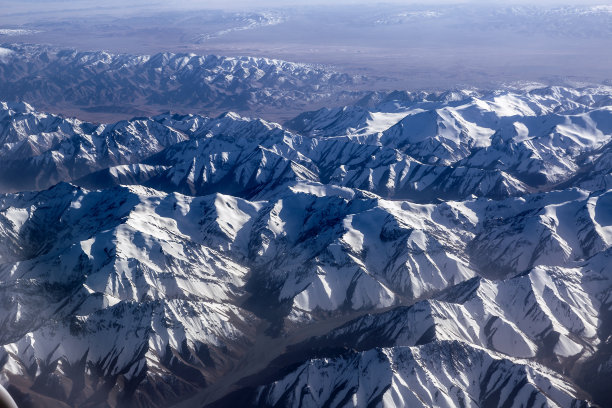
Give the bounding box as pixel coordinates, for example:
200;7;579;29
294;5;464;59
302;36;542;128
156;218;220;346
3;85;611;201
0;85;611;407
0;101;188;192
244;342;590;408
0;44;365;121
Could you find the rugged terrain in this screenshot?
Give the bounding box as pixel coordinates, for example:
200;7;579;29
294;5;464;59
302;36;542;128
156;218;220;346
0;85;610;407
0;44;366;122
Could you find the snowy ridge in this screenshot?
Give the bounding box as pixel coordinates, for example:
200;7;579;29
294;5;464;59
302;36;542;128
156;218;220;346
310;246;610;362
0;104;187;192
0;87;610;407
0;184;259;406
0;44;365;119
0;182;609;407
252;342;589;408
288;87;612;200
2;86;612;203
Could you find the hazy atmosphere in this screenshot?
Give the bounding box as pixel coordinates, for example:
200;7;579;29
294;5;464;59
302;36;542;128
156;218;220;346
3;1;612;94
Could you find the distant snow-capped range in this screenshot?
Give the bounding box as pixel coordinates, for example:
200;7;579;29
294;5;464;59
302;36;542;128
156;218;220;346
0;29;40;36
192;11;285;43
0;85;611;408
371;4;612;37
0;44;367;122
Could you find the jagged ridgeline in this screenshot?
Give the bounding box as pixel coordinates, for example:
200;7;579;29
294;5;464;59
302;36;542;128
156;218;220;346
0;44;365;121
0;85;611;407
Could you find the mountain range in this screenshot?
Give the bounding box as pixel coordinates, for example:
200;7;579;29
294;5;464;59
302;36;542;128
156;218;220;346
0;85;610;407
0;44;366;122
